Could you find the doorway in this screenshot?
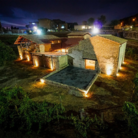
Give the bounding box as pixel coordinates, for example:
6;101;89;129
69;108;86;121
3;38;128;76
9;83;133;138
85;59;95;70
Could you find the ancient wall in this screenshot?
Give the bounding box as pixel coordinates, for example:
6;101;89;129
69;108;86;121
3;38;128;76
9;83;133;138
32;54;68;70
90;36;120;76
84;34;91;39
58;55;68;68
117;42;126;71
123;31;138;40
17;46;23;59
68;50;85;68
32;55;43;67
51;43;62;51
68;36;84;39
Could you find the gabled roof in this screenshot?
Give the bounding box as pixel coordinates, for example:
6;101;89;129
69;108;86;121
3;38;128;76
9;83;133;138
98;34;127;44
68;39;97;60
14;35;60;44
67;32;91;36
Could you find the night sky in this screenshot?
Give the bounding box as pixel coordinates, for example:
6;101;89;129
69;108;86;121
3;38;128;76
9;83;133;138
0;0;138;28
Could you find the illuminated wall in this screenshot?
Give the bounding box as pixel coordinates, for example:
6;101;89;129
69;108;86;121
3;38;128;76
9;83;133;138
90;36;120;76
17;46;24;60
117;42;126;71
32;54;68;70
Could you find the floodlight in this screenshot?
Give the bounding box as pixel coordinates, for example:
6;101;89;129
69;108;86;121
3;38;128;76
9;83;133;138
37;29;41;35
92;26;99;34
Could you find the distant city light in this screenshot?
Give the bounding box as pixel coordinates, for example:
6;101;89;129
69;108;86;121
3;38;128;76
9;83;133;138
61;25;65;29
37;29;41;35
33;26;37;30
92;26;99;34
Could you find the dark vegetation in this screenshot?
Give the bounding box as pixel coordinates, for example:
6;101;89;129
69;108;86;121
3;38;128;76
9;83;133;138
0;40;16;66
0;85;138;138
0;35;138;137
0;35;18;56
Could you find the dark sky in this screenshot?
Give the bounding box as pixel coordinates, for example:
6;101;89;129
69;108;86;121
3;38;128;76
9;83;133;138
0;0;138;28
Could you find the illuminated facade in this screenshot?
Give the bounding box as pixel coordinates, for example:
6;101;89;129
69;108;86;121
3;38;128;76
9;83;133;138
68;34;127;76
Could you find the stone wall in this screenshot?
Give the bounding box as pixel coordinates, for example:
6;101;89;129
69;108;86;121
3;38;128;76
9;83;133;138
90;36;120;76
68;50;85;68
32;54;68;70
123;31;138;40
117;42;126;71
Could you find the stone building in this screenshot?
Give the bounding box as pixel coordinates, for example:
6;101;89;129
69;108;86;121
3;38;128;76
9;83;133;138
68;34;127;76
14;34;83;70
14;34;127;96
15;34;127;76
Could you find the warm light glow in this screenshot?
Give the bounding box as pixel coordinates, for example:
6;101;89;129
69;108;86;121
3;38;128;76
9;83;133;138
61;49;65;53
40;79;44;83
89;26;91;29
107;69;112;75
85;59;95;70
51;41;54;44
20;55;23;60
84;93;89;97
58;40;60;43
133;18;136;21
116;73;119;76
50;61;53;70
82;26;85;29
27;55;30;61
35;60;38;67
120;67;122;70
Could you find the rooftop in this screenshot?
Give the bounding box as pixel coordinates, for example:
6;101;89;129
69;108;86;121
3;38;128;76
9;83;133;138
32;52;67;57
45;66;97;90
14;35;61;44
98;34;127;44
67;32;91;36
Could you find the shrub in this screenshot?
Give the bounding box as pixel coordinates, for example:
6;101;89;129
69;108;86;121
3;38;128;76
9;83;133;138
123;102;138;138
0;86;65;134
0;40;16;66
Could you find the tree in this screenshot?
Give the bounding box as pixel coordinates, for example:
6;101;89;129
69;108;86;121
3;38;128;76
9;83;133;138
98;15;106;25
0;40;16;66
0;21;2;29
87;18;95;25
109;20;120;26
11;26;13;30
26;25;29;28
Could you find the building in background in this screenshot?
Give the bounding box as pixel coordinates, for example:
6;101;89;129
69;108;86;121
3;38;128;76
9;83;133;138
74;25;93;30
67;22;78;30
120;13;138;27
38;18;55;29
38;18;68;31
